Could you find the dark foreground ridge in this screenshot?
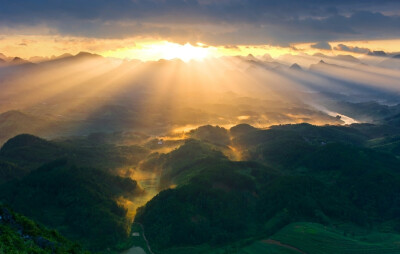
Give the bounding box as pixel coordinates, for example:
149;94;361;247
1;122;400;253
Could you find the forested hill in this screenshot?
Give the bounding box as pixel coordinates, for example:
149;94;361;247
1;122;400;253
0;204;89;253
135;123;400;253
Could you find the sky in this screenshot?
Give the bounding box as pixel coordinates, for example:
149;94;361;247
0;0;399;60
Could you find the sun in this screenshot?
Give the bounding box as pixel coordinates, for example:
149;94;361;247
148;42;211;62
103;41;212;62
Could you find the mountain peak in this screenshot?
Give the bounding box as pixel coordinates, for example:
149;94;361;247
1;134;50;153
75;51;102;58
10;57;32;65
290;63;302;70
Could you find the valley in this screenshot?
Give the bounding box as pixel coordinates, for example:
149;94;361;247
1;41;400;254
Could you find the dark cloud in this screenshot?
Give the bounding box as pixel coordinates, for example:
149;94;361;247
311;42;332;50
368;51;387;57
334;44;370;54
0;0;400;45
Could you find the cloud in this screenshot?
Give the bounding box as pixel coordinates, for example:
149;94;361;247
224;45;240;50
334;44;370;54
311;41;332;50
0;1;400;46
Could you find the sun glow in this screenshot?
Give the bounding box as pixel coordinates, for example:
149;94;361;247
147;42;211;62
103;41;212;62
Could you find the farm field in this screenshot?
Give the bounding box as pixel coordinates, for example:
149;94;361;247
266;222;400;254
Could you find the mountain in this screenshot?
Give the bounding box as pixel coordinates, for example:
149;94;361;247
53;53;74;60
309;59;343;71
35;51;104;70
0;205;89;253
0;56;35;68
74;51;103;60
325;101;400;123
0;134;64;170
0;159;142;251
188;125;230;146
134;123;400;253
0;133;150;173
335;54;361;63
0;111;42;144
1;122;400;253
289;63;302;70
10;57;33;66
0;110;61;145
0;53;7;60
379;55;400;69
0;159;29;185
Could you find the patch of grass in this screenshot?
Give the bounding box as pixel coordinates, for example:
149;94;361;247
241;241;299;254
270;222;400;254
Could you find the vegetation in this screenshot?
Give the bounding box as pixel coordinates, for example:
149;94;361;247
2;122;400;253
0;159;141;251
189;125;230;146
0;160;28;184
270;222;400;254
135;123;400;253
0;204;89;253
0;133;150;179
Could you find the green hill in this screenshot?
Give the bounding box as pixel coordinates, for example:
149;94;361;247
0;159;141;251
134;123;400;253
0;134;150;177
0;204;89;253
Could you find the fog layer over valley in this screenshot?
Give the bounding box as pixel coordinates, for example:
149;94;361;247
1;52;400;145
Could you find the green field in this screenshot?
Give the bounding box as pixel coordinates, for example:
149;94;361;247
155;221;400;254
265;222;400;254
240;241;300;254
